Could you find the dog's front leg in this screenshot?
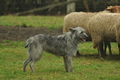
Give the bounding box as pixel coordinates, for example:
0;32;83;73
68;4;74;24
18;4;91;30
67;56;74;72
63;55;74;72
63;55;69;72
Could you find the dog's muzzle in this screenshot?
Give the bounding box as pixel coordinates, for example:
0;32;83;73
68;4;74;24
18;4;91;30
80;34;88;42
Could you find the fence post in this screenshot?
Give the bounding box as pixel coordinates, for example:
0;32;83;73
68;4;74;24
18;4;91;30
67;0;76;14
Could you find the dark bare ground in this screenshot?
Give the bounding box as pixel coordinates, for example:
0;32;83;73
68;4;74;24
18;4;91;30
1;26;120;60
0;25;62;42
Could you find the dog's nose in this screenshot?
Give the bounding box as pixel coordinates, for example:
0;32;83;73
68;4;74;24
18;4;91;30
82;33;88;39
86;35;88;38
85;34;88;38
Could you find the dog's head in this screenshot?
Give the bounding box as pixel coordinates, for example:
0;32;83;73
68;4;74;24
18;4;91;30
69;26;88;42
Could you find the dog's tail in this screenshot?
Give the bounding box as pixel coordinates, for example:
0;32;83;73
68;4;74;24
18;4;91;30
24;37;34;48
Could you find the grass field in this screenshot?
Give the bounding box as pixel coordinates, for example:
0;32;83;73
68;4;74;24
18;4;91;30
0;40;120;80
0;16;120;80
0;16;64;28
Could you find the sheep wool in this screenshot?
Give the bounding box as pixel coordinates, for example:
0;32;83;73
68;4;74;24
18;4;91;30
63;12;96;40
88;13;120;57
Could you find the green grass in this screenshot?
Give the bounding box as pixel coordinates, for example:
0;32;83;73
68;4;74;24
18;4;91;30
0;41;120;80
0;16;64;28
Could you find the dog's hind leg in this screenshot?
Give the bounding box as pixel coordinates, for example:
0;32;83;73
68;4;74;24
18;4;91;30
29;59;38;72
23;56;32;72
29;48;43;72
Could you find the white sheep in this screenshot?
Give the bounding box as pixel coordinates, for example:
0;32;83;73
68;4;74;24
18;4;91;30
88;13;120;58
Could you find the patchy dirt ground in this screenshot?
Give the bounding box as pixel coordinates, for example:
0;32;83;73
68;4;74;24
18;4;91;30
0;25;62;42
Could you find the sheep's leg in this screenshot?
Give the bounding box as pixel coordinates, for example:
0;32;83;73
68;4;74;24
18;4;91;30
107;42;112;55
98;42;104;58
103;41;107;56
76;50;81;56
118;44;120;55
104;41;112;56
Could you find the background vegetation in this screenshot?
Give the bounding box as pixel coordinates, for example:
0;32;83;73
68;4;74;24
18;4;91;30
0;0;120;15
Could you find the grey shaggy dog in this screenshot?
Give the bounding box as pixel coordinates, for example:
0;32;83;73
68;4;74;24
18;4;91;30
23;26;88;72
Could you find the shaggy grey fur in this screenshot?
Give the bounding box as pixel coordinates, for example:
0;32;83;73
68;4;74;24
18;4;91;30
23;26;88;72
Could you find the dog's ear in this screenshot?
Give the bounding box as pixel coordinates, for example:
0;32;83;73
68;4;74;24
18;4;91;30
69;29;76;33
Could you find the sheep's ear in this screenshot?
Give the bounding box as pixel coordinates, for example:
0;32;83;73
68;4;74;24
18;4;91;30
69;29;76;33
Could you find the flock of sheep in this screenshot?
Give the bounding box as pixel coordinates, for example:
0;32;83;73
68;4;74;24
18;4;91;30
63;6;120;58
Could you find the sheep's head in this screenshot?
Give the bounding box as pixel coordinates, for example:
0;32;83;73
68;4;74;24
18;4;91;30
106;6;120;13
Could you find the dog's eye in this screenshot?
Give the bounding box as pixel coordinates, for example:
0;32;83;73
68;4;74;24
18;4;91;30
80;31;83;34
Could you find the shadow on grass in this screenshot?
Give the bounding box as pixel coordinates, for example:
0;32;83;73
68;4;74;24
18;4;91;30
76;54;120;61
104;55;120;61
